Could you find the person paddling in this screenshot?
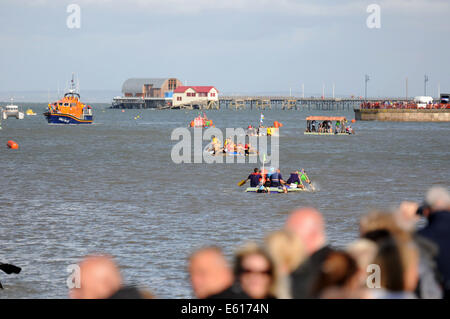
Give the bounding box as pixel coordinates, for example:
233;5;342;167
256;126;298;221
287;171;305;189
299;169;314;190
270;168;288;193
242;168;262;187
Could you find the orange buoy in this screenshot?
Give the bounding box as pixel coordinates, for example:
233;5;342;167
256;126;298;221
351;119;356;123
7;140;19;149
273;121;279;128
190;120;194;127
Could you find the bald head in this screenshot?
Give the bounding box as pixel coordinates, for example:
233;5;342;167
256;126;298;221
189;247;233;299
285;207;326;255
426;186;450;212
70;255;122;299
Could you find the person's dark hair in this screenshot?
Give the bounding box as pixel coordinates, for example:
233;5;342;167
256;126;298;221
254;168;259;173
310;250;358;298
362;229;392;244
373;237;405;291
234;244;275;280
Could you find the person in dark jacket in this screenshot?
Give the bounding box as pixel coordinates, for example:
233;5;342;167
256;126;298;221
244;168;262;188
417;186;450;299
394;201;443;299
285;207;332;298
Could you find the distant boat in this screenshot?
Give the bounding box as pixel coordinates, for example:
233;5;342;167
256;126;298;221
1;99;24;120
44;73;93;124
26;108;37;116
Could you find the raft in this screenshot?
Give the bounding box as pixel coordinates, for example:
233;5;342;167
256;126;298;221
245;187;308;193
304;132;353;136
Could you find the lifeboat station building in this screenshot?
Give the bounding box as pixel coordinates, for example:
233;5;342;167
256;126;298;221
172;86;219;108
112;77;183;108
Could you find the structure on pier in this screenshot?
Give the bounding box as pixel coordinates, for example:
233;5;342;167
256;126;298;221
112;77;182;109
172;86;219;109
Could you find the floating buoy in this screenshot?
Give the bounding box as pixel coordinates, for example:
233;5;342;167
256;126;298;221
121;110;125;112
7;140;19;149
351;119;356;123
273;121;283;128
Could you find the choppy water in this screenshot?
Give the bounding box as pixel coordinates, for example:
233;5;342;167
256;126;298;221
0;103;449;298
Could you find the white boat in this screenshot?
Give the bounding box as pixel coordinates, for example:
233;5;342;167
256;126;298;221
1;99;24;120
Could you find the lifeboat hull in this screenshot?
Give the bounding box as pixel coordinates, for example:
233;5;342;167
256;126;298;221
45;113;93;124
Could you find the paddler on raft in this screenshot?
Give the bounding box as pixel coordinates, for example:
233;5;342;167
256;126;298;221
269;168;288;193
242;168;263;187
286;171;306;189
211;135;221;155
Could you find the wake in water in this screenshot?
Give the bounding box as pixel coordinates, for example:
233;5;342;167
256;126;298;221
308;181;320;192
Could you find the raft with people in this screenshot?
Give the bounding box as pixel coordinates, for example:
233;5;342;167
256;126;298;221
205;135;258;156
189;113;214;128
239;167;315;194
245;186;308;193
304;116;355;135
246;113;283;137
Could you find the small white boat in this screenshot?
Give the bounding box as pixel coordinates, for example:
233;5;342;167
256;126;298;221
1;99;24;120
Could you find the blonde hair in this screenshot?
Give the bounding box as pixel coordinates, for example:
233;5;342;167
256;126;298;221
265;230;306;273
346;239;378;271
264;230;306;298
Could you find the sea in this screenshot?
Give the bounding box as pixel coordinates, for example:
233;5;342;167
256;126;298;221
0;103;449;298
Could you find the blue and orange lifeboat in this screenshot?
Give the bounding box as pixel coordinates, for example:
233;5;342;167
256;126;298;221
44;76;93;124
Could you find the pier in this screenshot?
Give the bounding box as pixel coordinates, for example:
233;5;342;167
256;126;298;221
111;96;415;111
355;108;450;122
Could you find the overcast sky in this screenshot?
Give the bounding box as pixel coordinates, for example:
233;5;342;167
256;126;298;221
0;0;449;97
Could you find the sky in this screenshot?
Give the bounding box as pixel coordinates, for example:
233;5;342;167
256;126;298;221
0;0;449;99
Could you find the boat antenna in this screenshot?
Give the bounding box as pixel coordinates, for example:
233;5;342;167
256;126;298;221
71;73;75;92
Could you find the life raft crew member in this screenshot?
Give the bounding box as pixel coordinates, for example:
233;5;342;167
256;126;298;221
244;168;263;187
299;169;312;187
270;169;288;193
286;171;305;189
211;135;221;155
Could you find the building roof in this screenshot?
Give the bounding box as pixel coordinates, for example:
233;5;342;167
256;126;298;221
306;116;346;121
122;78;169;94
173;86;218;94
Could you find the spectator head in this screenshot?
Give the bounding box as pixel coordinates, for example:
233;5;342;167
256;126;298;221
264;230;306;276
70;254;122;299
254;168;259;173
310;250;359;298
188;246;233;299
285;207;326;255
423;186;450;215
235;242;275;299
264;230;306;298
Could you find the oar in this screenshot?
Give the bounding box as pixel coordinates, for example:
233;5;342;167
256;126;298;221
0;263;21;275
238;179;247;187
